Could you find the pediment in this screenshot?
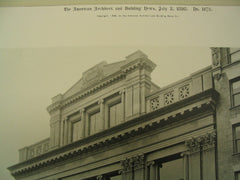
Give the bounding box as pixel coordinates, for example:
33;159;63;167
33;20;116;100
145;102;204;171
63;60;126;99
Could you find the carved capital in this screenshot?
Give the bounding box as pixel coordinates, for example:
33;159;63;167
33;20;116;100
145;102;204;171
81;108;85;113
180;151;190;157
96;175;104;180
133;154;145;169
119;89;125;95
185;131;216;153
146;160;155;167
185;137;201;153
120;158;133;172
121;154;145;172
201;131;216;150
63;117;68;122
98;99;104;105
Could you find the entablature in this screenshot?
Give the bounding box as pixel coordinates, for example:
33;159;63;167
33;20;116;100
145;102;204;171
9;88;218;177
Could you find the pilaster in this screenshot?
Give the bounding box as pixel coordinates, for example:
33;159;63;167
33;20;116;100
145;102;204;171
49;109;61;149
181;152;190;180
120;89;126;122
146;161;156;180
185;131;216;180
81;108;86;138
63;118;68;145
98;99;105;131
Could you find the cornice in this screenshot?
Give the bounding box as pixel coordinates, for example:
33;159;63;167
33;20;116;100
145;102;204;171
9;89;218;176
121;58;156;74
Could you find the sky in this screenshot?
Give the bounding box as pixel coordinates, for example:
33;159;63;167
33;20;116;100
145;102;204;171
0;4;240;180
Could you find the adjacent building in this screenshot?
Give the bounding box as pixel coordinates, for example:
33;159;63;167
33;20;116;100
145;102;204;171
8;48;240;180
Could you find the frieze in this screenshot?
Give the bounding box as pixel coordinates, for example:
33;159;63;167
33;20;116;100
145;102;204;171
185;131;216;153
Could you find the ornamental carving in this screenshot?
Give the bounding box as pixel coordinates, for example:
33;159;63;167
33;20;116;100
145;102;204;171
164;91;174;105
98;99;104;104
179;84;190;100
213;69;222;81
185;131;216;153
150;97;160;110
146;160;155;167
120;154;145;172
211;48;221;67
82;62;105;87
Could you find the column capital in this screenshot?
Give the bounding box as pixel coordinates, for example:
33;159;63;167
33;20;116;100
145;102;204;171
80;108;85;113
119;89;125;95
180;151;190;157
98;99;104;104
120;154;145;172
96;175;102;180
146;160;155;166
185;131;216;153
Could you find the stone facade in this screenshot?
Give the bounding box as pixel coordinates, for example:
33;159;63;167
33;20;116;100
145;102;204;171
8;48;240;180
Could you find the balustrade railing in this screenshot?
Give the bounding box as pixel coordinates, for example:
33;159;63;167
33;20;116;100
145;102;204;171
19;138;50;162
146;67;212;113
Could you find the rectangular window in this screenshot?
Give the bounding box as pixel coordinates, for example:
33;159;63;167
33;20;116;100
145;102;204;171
231;78;240;107
90;111;101;135
230;48;240;63
109;102;123;127
233;124;240;154
72;120;83;142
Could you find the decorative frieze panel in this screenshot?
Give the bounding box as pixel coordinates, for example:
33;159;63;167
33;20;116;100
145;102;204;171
150;97;160;110
164;91;174;105
185;131;216;153
120;154;145;173
179;84;190;100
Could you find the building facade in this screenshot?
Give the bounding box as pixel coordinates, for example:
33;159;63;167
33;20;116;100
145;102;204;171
8;48;240;180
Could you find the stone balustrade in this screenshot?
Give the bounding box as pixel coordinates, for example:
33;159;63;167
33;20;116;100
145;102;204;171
19;138;50;162
146;66;213;113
